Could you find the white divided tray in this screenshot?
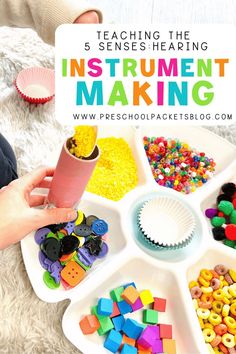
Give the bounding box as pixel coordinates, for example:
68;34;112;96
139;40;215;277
21;126;236;354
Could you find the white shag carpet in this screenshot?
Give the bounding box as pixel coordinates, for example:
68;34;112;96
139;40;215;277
0;26;236;354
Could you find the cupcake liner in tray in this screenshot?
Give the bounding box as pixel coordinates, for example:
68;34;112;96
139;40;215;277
21;126;236;354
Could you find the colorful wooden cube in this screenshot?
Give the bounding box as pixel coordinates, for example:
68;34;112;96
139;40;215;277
110;286;124;302
137;325;157;348
97;317;114;336
117;300;133;315
143;309;158;325
120;344;138;354
121;286;140;305
122;319;144;340
104;329;122;353
151;339;163;353
140;290;154;306
79;315;100;334
153;297;166;312
124;282;137;289
98;298;113;316
162;339;176;354
131;297;144;312
112;315;125;331
110;302;120;318
122;334;136;348
60;261;85;287
159;324;172;339
91;305;106;320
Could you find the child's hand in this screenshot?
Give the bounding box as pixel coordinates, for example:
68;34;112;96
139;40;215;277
0;167;77;249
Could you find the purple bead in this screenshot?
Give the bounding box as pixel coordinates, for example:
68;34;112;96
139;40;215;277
205;208;218;219
64;221;75;234
34;228;51;245
38;251;48;270
131;297;143;312
78;248;97;266
97;242;109;259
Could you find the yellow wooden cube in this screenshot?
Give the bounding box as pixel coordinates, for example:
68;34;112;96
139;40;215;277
140;290;154;306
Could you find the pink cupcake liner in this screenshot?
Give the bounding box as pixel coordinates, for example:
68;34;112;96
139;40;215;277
15;67;55;104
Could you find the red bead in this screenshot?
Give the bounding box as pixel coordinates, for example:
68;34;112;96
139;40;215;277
233;199;236;209
225;224;236;241
218;212;225;217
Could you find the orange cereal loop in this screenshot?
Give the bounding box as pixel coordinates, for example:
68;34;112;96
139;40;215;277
199;301;212;309
214;324;228;336
219;342;229;354
201;294;214;303
228;327;236;335
211;335;222;348
211;270;220;279
201;269;213;281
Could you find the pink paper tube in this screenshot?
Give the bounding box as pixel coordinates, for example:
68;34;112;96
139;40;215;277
48;139;100;208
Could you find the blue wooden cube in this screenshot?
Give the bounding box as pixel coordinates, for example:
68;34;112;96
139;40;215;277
123;282;137;289
122;319;143;340
97;298;113;316
112;315;125;331
117;300;132;315
104;329;122;353
120;344;137;354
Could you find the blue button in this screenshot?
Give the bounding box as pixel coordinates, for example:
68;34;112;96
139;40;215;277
91;219;108;236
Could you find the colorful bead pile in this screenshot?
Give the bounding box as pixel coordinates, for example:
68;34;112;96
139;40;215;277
143;136;216;194
68;125;97;158
35;210;109;290
87;137;138;201
189;264;236;353
205;182;236;247
80;282;176;354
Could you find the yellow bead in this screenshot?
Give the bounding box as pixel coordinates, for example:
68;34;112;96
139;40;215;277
222;333;235;348
222;304;230;317
203;328;216;343
224;316;236;329
208;313;222;326
197;308;211;320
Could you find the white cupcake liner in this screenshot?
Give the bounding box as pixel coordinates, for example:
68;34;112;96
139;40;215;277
138;196;196;249
15;67;55;104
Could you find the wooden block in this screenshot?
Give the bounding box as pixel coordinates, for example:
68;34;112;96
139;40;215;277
153;297;167;312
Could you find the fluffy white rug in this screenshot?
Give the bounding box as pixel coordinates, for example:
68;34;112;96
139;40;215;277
0;26;235;354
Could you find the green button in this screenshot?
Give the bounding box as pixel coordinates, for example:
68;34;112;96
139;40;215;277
43;271;60;289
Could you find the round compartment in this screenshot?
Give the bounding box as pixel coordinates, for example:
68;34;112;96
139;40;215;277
138;196;196;249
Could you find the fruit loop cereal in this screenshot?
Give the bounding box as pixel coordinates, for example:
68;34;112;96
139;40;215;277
189;264;236;353
87;137;138;201
205;182;236;248
68;125;97;158
143;136;216;194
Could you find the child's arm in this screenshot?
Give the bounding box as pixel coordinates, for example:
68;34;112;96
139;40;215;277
0;0;102;45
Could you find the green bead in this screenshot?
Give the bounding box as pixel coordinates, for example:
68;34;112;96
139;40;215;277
223;239;236;248
143;309;158;324
43;271;60;289
218;201;234;216
230;210;236;225
211;216;226;227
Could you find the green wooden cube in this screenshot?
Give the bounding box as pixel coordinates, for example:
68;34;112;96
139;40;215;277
91;305;106;320
97;317;114;336
143;309;158;324
110;286;124;302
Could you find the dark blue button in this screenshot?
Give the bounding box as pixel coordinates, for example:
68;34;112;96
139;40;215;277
74;224;92;237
